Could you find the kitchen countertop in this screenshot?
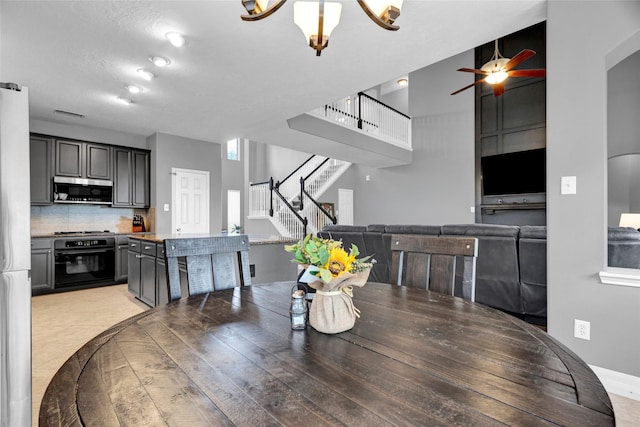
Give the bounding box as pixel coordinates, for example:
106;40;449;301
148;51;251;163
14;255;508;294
31;232;153;239
128;233;297;245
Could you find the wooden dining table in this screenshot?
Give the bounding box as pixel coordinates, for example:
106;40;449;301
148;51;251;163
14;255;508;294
40;281;614;426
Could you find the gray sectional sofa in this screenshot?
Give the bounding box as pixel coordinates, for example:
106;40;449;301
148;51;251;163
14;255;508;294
319;224;640;326
318;223;547;325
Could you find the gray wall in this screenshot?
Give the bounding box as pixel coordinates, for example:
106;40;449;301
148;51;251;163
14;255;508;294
352;50;476;225
148;132;222;234
547;0;640;376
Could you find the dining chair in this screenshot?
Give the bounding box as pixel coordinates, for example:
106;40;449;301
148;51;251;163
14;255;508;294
163;235;251;301
390;234;478;301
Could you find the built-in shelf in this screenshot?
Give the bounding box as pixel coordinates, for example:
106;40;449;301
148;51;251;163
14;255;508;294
481;202;546;212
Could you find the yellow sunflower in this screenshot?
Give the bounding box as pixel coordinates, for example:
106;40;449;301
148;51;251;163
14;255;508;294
324;247;355;278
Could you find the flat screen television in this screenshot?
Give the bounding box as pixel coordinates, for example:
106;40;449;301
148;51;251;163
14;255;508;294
481;148;546;196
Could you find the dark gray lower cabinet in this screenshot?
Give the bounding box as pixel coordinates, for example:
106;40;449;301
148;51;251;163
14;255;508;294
31;239;54;293
139;251;156;307
127;238;175;307
127;245;141;298
115;236;129;281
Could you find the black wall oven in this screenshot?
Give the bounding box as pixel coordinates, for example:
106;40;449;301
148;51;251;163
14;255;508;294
54;237;116;288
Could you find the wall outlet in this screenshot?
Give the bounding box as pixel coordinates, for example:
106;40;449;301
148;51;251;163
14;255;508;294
574;319;591;340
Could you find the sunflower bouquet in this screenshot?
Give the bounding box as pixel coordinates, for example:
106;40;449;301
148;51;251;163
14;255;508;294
284;234;374;283
284;234;374;334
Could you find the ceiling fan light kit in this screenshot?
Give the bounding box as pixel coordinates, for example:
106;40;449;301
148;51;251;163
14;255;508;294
241;0;403;56
452;39;545;96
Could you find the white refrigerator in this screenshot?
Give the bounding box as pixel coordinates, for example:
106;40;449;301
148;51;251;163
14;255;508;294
0;83;32;426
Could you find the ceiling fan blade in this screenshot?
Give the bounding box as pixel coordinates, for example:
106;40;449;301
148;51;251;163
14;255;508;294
457;67;488;75
493;83;505;97
451;79;485;95
508;69;546;78
503;49;536;70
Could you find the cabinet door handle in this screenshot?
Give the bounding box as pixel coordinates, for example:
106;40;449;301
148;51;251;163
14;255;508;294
144;246;152;250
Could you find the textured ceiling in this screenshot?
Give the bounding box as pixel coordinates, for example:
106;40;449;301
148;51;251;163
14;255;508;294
1;1;547;152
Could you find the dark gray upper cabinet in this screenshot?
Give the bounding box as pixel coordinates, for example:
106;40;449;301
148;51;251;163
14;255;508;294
55;140;82;177
55;139;112;180
113;148;150;208
30;136;53;205
86;143;111;179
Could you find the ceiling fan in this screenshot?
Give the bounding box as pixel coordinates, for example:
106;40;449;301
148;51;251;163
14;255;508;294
451;40;546;96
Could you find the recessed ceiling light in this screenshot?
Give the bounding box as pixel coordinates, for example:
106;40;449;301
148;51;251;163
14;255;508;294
116;97;133;105
137;69;155;81
397;78;408;87
149;56;171;67
125;85;142;94
165;32;186;47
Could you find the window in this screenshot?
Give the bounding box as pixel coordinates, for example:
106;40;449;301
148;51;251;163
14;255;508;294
227;190;241;233
227;138;239;161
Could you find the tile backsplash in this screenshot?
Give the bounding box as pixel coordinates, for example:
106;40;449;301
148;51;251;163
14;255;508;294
31;205;151;235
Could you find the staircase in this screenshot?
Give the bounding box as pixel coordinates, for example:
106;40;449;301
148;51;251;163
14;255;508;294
249;156;351;238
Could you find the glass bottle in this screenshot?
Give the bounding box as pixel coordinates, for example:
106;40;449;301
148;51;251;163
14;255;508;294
290;288;307;330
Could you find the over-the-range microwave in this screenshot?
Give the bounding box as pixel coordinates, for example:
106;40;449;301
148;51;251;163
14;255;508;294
53;176;113;205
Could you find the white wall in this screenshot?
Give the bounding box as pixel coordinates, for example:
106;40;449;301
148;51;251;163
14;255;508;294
352;50;476;225
547;0;640;377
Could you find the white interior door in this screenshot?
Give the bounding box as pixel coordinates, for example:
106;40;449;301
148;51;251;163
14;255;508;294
172;168;210;234
338;188;354;225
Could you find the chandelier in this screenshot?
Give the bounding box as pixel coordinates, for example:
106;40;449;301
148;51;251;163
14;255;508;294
241;0;404;56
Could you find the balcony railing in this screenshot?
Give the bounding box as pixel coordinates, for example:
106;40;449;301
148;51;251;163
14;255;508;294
310;92;411;149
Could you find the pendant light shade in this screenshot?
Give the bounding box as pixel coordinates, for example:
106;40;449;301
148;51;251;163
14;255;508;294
294;1;342;56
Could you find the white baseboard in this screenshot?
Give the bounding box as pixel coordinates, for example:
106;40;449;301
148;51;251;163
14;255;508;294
590;365;640;401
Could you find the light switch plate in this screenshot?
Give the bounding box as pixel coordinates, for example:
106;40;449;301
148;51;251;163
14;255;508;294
163;203;170;211
561;176;577;195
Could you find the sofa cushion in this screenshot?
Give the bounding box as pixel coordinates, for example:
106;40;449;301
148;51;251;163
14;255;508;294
363;231;391;283
384;225;441;235
520;225;547;239
441;224;520;238
367;224;386;232
321;225;367;233
519;226;547;317
608;226;640;268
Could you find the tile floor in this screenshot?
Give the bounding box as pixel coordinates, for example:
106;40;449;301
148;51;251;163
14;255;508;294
32;284;640;426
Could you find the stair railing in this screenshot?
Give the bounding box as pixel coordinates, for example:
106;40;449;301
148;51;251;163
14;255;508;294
248;155;348;237
311;92;412;148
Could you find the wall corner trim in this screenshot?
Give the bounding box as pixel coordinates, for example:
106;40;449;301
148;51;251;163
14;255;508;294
590;365;640;401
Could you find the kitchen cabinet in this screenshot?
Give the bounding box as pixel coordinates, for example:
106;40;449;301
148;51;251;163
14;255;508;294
127;240;141;298
127;238;186;307
30;135;53;205
113;148;150;207
139;242;156;306
115;235;129;281
55;139;111;180
31;238;54;294
156;244;169;306
128;238;160;307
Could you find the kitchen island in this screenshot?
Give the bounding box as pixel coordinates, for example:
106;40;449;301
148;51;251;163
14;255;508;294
127;233;297;307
